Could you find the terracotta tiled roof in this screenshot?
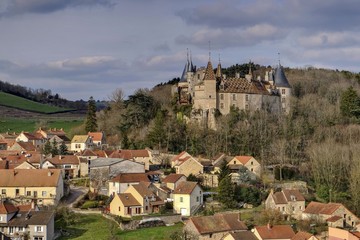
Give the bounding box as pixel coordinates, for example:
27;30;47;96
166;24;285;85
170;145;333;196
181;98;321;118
21;132;43;140
80;149;98;157
48;128;66;136
49;155;80;165
291;231;315;240
171;151;188;162
190;213;247;234
272;191;288;204
326;215;342;222
173;181;198;195
234;156;253;165
118;193;141;207
162;174;185;183
203;61;215;81
255;225;295;239
0;202;18;214
12;142;36;151
71;135;89;143
110;173;150;183
0;169;61;187
17;204;34;212
88;132;104;142
303;201;342;215
132;182;155;197
8;211;54;226
220;78;269;94
227;231;258;240
109;149;150;159
282;189;305;202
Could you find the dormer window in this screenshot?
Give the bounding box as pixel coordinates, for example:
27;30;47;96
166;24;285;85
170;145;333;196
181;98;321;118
290;195;296;201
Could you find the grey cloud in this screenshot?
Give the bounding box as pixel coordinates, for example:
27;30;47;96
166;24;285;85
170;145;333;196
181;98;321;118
0;0;116;17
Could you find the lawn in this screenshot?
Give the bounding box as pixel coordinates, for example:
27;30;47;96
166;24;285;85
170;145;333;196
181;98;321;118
0;117;83;133
0;92;70;113
56;214;184;240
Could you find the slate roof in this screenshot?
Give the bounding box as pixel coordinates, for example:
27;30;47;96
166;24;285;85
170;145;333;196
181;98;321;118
189;213;247;234
0;169;61;187
173;181;198;195
89;158;123;168
255;225;295;239
162;174;185;183
274;65;291;88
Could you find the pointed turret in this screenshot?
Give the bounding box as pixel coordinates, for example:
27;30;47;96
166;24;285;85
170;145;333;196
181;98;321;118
274;64;291;88
204;61;215;81
216;62;222;79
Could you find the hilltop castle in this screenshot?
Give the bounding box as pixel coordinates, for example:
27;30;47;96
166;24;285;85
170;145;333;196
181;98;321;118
173;54;292;129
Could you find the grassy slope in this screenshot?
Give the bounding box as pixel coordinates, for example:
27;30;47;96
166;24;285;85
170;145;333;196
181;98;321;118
0;118;83;133
57;214;183;240
0;92;70;113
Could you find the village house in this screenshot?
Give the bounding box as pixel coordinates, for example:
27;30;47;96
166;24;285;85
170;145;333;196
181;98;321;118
8;141;36;152
0;169;64;206
161;173;187;191
109;182;164;217
78;149;100;160
16;132;45;149
328;227;360;240
265;189;305;220
302;201;359;228
222;231;258;240
0;201;54;240
184;213;248;240
227;156;261;178
0;132;18;140
0;152;42;169
45;155;81;178
36;128;68;140
108;173;151;196
70;135;93;153
253;224;296;240
291;231;318;240
171;151;203;177
88;131;106;148
173;181;203;216
109;149;153;170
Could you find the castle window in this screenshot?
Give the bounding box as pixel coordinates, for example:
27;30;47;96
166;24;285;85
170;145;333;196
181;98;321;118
232;94;236;101
282;89;286;94
220;103;224;109
220;94;224;100
209;95;211;98
198;74;200;79
245;95;249;101
282;97;285;103
245;104;249;110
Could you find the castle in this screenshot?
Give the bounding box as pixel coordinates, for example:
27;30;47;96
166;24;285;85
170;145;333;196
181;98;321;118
174;54;292;129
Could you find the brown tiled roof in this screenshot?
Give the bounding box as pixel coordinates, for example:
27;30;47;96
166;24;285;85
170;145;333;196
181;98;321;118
0;202;18;214
203;61;215;81
21;132;43;140
173;181;198;195
234;156;253;165
80;149;98;157
47;128;66;136
118;193;141;207
291;231;315;240
13;142;36;151
326;215;342;222
17;204;33;212
49;155;79;165
162;174;185;183
0;169;61;187
255;225;295;239
190;213;247;234
110;173;150;183
0;160;8;169
283;189;305;202
88;132;104;142
219;78;269;94
303;201;342;215
132;182;155;197
227;231;258;240
71;135;89;143
171;151;188;162
109;149;150;159
8;211;54;227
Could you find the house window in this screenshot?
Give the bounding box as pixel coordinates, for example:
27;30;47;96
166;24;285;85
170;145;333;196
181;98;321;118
196;196;199;202
33;237;43;240
220;103;224;109
282;89;286;94
34;191;38;198
220;94;224;100
15;189;20;196
209;95;211;98
145;206;148;211
299;206;302;210
118;207;121;211
282;97;286;103
282;207;285;211
245;95;249;101
113;182;115;187
27;191;31;196
180;197;183;203
35;226;43;232
136;208;141;214
9;227;14;234
197;74;200;79
1;189;5;195
251;168;253;172
233;161;236;164
18;227;24;232
245;104;249;110
292;206;295;211
42;191;47;197
251;161;253;165
232;94;236;101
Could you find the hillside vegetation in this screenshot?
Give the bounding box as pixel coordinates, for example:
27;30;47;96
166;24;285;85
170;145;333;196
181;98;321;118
0;92;72;113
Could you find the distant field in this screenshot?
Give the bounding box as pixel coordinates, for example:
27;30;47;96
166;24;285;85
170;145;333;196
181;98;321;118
0;117;83;133
0;92;70;113
56;214;183;240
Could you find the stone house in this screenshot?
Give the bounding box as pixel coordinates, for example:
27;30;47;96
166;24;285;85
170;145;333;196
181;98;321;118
253;224;295;240
184;213;248;240
16;132;45;149
70;135;93;153
173;181;203;216
161;173;187;191
227;156;261;178
46;155;81;178
265;189;305;220
88;131;106;148
222;231;258;240
171;152;203;177
108;173;151;196
302;201;359;228
109;149;153;170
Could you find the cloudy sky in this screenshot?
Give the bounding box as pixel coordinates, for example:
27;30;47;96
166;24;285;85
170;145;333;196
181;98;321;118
0;0;359;100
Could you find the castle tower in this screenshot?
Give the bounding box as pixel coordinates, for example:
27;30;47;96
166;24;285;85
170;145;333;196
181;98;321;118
274;64;291;113
204;60;217;110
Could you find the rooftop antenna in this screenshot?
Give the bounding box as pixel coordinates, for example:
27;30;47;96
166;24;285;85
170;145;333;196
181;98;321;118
218;53;221;63
190;49;192;62
208;41;211;61
278;52;281;66
187;48;189;62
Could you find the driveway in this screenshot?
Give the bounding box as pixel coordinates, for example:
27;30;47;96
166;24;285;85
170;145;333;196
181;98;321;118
63;185;88;208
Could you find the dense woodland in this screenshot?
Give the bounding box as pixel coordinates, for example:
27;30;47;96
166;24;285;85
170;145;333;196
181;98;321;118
94;64;360;215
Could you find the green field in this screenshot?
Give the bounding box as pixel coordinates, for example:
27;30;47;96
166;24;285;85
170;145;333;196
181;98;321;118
0;92;70;113
0;118;83;133
57;214;183;240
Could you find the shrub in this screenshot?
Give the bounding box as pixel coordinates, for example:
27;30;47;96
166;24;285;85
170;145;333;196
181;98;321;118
80;200;98;209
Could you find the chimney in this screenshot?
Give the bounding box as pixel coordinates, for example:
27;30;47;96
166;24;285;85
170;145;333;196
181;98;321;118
48;171;52;177
235;72;240;78
59;155;62;160
31;200;35;210
267;222;272;230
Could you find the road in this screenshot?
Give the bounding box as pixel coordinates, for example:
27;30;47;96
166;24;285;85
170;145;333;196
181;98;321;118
62;185;88;208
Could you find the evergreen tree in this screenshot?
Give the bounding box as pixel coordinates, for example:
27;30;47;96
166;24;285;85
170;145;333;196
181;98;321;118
217;175;236;208
42;140;51;156
217;160;230;183
340;86;360;117
59;141;68;155
147;109;167;150
51;139;58;156
85;96;98;132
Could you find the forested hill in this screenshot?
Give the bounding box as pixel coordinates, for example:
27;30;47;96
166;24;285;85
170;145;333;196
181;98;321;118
0;80;86;110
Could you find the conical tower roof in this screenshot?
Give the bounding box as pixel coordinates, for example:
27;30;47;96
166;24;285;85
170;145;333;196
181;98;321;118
274;65;291;88
216;62;222;78
204;61;215;81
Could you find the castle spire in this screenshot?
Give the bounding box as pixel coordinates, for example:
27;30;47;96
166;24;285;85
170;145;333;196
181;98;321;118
216;54;222;78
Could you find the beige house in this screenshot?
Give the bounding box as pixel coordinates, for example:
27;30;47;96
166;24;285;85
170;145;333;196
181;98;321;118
47;155;81;178
265;189;305;220
184;213;248;240
162;173;187;191
303;201;359;228
71;135;93;152
173;181;203;216
171;152;203;177
16;132;45;149
108;173;151;196
0;169;64;206
227;156;261;177
109;182;164;217
0;202;54;240
253;224;295;240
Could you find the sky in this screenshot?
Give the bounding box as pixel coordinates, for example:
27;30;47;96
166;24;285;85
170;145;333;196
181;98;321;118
0;0;360;100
